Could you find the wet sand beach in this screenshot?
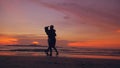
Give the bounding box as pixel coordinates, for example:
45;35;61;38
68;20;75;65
0;55;120;68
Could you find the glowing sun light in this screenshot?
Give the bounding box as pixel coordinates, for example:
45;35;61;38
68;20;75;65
32;41;39;45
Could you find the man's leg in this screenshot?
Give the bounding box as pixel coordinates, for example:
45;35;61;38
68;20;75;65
53;47;59;55
49;46;52;56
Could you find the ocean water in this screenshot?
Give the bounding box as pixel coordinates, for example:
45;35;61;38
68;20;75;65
0;45;120;59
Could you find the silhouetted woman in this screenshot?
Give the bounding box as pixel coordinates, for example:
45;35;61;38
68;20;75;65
44;25;58;56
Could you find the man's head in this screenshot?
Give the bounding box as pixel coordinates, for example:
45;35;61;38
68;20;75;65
50;25;54;29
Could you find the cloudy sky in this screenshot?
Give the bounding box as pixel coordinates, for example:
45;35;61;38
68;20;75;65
0;0;120;48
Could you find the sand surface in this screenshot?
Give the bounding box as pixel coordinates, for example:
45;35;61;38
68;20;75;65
0;55;120;68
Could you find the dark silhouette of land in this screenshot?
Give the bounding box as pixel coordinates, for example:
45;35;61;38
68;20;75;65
44;25;58;56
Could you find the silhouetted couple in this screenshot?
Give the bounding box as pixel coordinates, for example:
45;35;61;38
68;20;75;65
44;25;59;56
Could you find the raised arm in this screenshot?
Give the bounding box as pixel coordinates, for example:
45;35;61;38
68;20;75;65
44;26;49;35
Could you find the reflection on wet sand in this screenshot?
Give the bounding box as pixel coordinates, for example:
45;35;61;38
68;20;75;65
0;51;120;60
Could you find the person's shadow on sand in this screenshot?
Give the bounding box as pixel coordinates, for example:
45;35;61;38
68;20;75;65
44;25;59;56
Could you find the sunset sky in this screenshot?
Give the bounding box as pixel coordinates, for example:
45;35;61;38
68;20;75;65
0;0;120;48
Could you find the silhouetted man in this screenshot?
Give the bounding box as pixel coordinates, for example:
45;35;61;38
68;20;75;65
44;25;58;56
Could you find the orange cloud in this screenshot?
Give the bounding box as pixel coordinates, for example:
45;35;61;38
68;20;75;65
0;35;18;45
68;40;120;48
